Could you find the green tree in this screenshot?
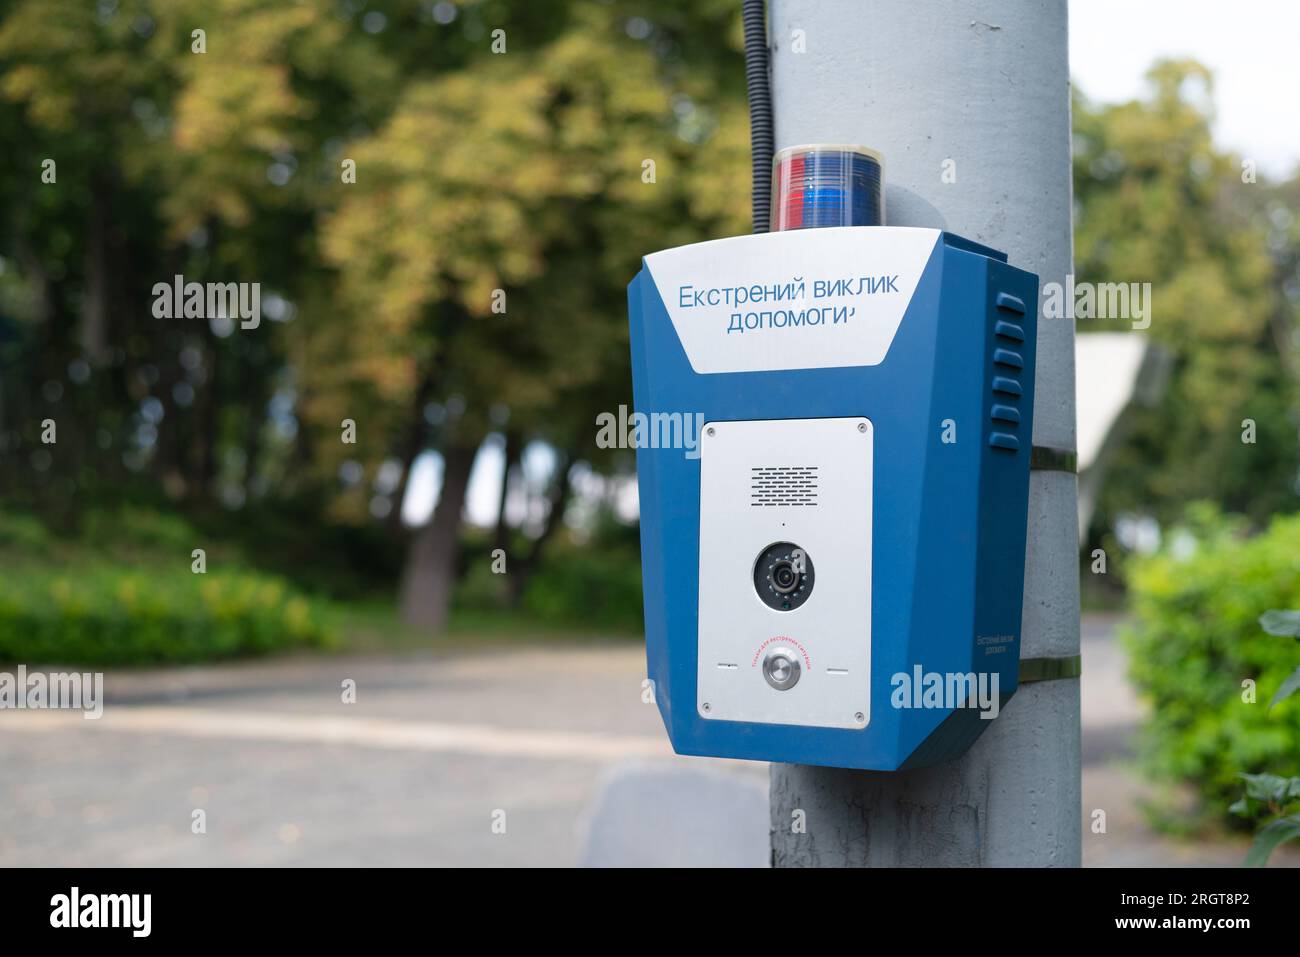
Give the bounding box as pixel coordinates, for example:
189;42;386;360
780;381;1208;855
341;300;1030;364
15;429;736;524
0;0;750;632
1074;60;1299;549
318;1;749;630
0;0;395;511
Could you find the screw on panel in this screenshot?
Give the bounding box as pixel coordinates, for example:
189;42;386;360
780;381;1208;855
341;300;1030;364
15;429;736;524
855;712;865;722
857;422;867;432
707;427;716;436
702;702;711;712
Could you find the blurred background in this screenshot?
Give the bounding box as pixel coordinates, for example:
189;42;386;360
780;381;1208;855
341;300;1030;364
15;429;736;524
0;0;1298;866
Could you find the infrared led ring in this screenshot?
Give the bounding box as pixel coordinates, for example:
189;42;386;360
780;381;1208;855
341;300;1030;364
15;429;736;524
753;542;815;611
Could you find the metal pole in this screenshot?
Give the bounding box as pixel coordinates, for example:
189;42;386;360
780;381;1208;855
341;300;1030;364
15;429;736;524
767;0;1080;866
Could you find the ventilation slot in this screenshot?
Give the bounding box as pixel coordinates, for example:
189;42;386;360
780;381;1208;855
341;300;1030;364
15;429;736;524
750;466;819;506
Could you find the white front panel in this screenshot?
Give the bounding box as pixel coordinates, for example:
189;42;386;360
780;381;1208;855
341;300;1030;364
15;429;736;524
643;226;939;374
697;418;872;729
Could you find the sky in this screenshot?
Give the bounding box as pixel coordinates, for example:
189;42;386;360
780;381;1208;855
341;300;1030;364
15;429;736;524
1069;0;1300;178
402;0;1300;528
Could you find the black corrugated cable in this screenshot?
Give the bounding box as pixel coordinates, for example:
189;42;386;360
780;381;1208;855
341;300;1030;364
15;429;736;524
742;0;773;233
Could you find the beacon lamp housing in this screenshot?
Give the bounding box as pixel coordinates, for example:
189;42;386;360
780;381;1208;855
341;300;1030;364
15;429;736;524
627;226;1038;771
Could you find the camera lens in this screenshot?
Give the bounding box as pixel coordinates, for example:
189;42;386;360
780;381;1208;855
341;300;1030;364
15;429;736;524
753;542;815;611
771;560;799;594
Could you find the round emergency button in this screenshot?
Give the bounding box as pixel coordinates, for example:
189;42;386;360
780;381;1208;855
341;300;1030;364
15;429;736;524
762;649;801;691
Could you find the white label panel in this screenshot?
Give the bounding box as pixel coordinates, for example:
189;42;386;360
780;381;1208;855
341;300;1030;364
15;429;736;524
697;417;872;729
644;226;939;374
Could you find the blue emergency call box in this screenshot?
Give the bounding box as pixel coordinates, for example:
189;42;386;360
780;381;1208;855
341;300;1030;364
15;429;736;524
627;226;1038;770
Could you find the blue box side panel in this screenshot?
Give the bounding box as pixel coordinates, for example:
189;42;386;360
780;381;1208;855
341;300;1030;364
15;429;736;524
893;244;989;761
972;259;1039;694
628;274;677;734
898;250;1039;765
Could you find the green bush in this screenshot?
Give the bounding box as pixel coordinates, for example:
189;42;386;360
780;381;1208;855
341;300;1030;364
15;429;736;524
454;539;643;634
0;509;336;665
0;510;53;557
0;563;335;666
81;505;203;554
1123;506;1300;828
520;545;643;632
454;556;515;611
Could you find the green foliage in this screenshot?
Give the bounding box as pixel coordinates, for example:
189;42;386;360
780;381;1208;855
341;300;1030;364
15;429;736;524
519;544;643;633
0;510;333;665
1242;816;1300;867
0;509;53;556
1074;60;1299;541
313;0;749;521
0;1;752;640
1232;769;1300;866
0;562;333;666
453;557;513;612
81;505;206;554
455;538;643;634
1231;614;1300;865
1123;507;1300;828
1261;610;1300;639
1233;771;1300;809
1235;765;1300;866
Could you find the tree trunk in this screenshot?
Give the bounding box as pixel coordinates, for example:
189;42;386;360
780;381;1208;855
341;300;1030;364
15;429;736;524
493;429;522;553
193;339;218;495
506;450;573;606
397;440;479;632
82;170;111;365
386;372;436;536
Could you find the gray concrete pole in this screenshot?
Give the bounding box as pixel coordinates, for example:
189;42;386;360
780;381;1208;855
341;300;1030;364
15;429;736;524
767;0;1080;866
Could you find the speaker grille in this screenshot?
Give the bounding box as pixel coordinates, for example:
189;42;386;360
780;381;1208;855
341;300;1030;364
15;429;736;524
750;466;819;506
